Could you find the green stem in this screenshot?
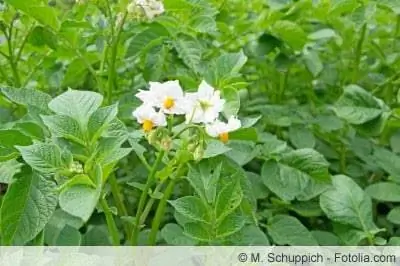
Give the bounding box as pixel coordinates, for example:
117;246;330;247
108;174;131;239
107;11;128;105
100;196;120;246
130;150;165;245
6;20;21;87
352;23;367;83
148;178;177;245
139;180;166;225
15;24;34;66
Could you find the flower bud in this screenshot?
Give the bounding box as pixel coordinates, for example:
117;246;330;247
69;161;84;174
193;146;204;162
160;137;172;151
187;143;197;153
147;129;159;145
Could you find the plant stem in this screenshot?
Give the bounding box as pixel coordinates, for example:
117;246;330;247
148;178;177;245
6;19;21;87
15;24;34;66
100;196;120;246
352;23;367;83
139;181;166;225
130;150;165;245
107;11;128;105
108;174;131;239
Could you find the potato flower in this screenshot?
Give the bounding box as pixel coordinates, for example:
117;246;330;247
132;104;167;132
136;80;187;115
185;81;225;124
205;116;241;143
128;0;165;19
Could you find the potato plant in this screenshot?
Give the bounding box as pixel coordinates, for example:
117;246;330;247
0;0;400;246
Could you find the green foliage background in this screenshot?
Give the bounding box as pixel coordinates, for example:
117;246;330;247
0;0;400;246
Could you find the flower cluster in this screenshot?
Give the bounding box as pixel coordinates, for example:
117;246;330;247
132;80;241;143
127;0;165;20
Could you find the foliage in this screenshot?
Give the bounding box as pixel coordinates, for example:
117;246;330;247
0;0;400;246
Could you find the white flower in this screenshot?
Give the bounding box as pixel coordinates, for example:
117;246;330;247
128;0;165;19
132;104;167;132
205;116;241;143
185;80;225;124
136;80;187;115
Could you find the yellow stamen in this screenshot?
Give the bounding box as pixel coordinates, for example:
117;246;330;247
163;97;175;109
142;119;154;132
219;132;229;143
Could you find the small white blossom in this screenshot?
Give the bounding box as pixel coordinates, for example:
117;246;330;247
136;80;187;115
185;80;225;124
128;0;165;19
205;116;241;143
132;104;167;132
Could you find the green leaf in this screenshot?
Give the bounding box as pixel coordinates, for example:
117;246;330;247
13;122;45;141
320;175;378;231
183;222;211;242
379;0;400;14
16;143;65;174
207;51;248;86
190;15;217;33
371;147;400;183
126;23;169;58
161;223;198;245
271;20;307;50
174;33;202;73
41;115;85;145
169;196;209;223
1;171;57;245
0;129;33;148
87;104;119;142
44;209;84;245
1;87;52;114
267;215;318;245
82;225;111;245
216;212;245;238
261;149;330;201
388;237;400;245
227;225;270;245
28;26;58;49
333;84;387;125
288;126;316;149
260;133;288;156
4;0;60;30
303;49;323;77
365;182;400;202
94;137;131;166
62;58;91;88
280;149;330;181
225;140;258;166
312;230;340;246
203;140;231;158
59;185;101;223
58;174;96;192
186;162;221;204
54;225;81;246
387;207;400;225
0;159;22;184
308;29;337;40
59;165;102;222
48;89;103;128
215;177;243;221
222;87;240;118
